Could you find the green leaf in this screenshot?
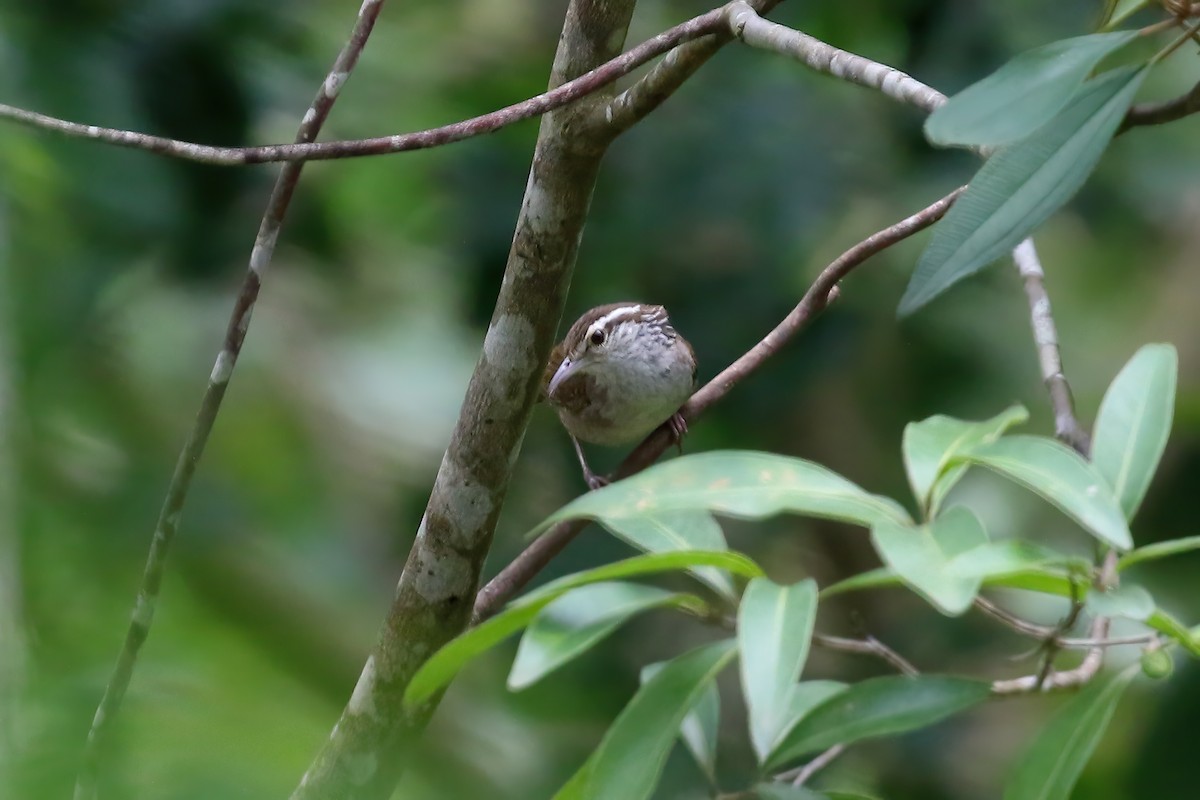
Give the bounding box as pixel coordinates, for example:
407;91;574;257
638;661;722;783
870;507;990;615
1084;583;1154;622
533;451;912;539
900;66;1148;315
1119;535;1200;571
925;32;1140;147
1091;344;1177;520
557;640;738;800
404;550;757;708
601;511;736;599
1146;609;1200;658
638;662;720;786
903;406;1029;516
679;683;720;782
1102;0;1152;28
822;543;1077;599
738;578;820;761
767;676;990;770
961;435;1133;551
1004;668;1137;800
508;583;693;690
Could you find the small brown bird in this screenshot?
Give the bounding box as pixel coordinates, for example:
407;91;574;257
545;302;696;489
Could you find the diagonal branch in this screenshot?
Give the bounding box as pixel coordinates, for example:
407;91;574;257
290;3;641;798
73;3;389;798
473;187;964;621
1013;240;1091;453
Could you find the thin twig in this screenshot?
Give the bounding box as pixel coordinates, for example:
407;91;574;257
73;4;389;798
814;633;920;677
1013;239;1091;454
472;187;964;621
1119;78;1200;133
772;743;846;786
0;7;735;166
726;1;945;112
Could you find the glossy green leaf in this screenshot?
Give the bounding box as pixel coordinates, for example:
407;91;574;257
601;511;736;599
1146;609;1200;658
738;578;819;761
822;543;1075;599
871;507;989;615
1004;668;1137;800
639;661;722;783
1091;344;1177;520
767;676;990;769
900;66;1147;315
1118;535;1200;571
405;550;755;708
769;680;849;764
557;640;737;800
903;406;1029;515
680;683;720;782
925;32;1139;147
1084;583;1154;622
533;451;912;539
1102;0;1152;28
509;583;691;690
961;435;1133;550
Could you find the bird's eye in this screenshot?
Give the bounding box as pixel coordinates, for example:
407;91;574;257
589;329;606;346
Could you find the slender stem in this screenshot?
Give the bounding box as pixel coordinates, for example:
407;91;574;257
1013;239;1091;454
791;743;846;787
473;187;963;621
1118;78;1200;133
72;4;388;798
0;7;734;166
814;633;920;677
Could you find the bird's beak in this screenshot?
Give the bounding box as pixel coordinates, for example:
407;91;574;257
547;357;579;397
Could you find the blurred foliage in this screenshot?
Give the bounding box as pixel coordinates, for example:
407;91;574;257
0;0;1197;797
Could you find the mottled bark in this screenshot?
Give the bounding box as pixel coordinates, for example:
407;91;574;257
291;3;638;798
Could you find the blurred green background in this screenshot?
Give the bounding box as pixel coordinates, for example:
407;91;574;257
1;0;1197;797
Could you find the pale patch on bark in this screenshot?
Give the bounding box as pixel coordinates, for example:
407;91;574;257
438;462;494;549
412;550;473;604
209;350;234;384
347;656;378;718
345;751;378;785
483;313;537;383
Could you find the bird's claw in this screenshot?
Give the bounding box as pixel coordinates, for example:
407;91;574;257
585;470;610;491
666;412;688;453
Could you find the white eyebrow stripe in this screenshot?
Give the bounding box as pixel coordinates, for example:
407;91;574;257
590;304;643;332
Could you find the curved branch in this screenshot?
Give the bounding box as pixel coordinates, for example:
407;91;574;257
0;7;732;166
473;187;964;621
1118;78;1200;133
73;3;389;798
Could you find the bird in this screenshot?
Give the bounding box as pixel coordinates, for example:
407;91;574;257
544;302;696;489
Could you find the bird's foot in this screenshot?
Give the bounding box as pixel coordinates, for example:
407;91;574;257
584;469;610;491
665;411;688;454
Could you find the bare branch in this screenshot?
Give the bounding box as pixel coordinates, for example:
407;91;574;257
1013;240;1091;454
0;6;732;166
73;3;389;798
769;742;847;787
292;3;640;798
814;633;920;677
1119;79;1200;133
726;1;945;112
601;0;784;133
473;187;964;621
